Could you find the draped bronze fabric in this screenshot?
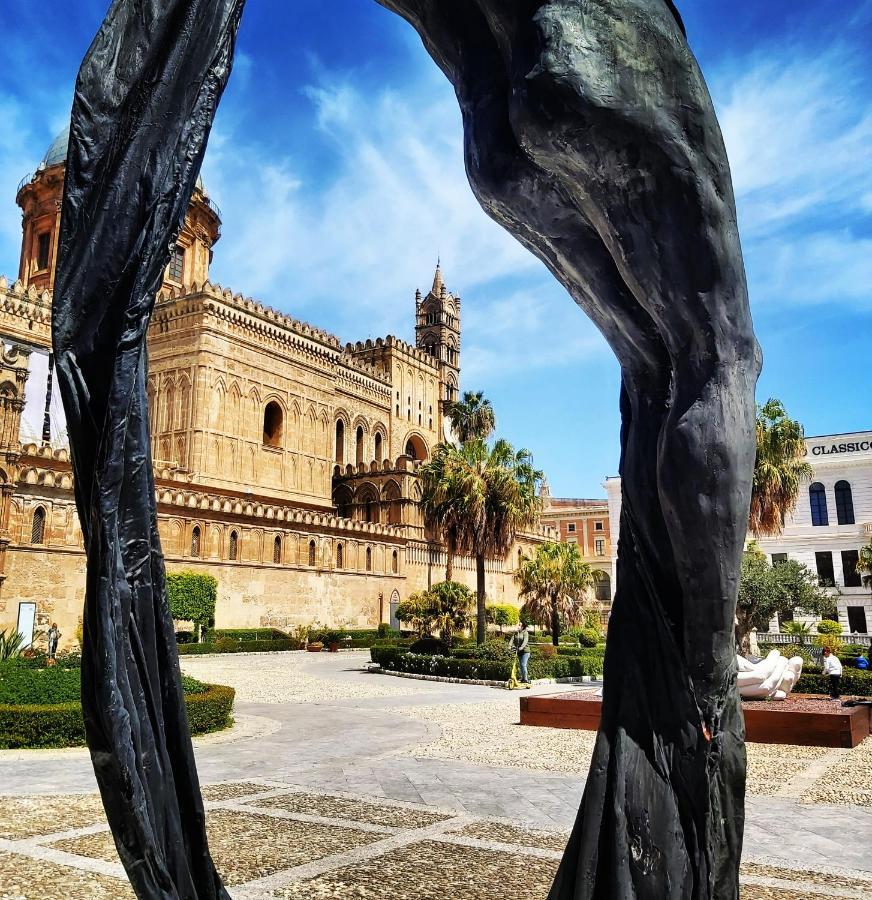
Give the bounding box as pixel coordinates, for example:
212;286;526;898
376;1;760;897
53;1;245;896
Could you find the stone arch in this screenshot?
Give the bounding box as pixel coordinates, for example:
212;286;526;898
263;398;284;448
334;484;353;520
31;505;47;544
383;480;403;525
228;381;243;436
404;432;429;462
190;524;201;558
228;528;239;561
289;401;301;451
176;373;192;431
356;482;380;523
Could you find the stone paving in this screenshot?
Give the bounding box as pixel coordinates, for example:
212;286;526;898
1;650;871;898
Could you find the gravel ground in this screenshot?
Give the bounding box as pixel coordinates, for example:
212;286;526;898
452;821;569;852
250;792;452;829
0;794;107;840
179;653;440;703
801;737;872;806
0;852;134;900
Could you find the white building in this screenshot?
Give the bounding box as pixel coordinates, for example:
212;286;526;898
604;430;872;635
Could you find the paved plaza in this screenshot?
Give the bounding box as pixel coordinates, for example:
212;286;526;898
2;651;872;898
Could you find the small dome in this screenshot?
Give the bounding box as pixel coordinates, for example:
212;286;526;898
40;126;205;191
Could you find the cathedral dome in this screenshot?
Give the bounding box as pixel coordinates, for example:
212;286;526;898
41;126;206;191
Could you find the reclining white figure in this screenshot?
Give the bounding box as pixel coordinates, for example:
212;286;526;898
737;650;804;701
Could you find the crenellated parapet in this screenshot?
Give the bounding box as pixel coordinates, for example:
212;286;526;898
0;276;52;350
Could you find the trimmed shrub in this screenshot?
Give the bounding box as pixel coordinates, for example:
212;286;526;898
472;638;514;662
534;644;557;660
167;572;217;640
796;669;872;697
816;619;843;636
203;628;288;643
0;662;81;705
0;680;233;749
177;639;302;655
410;637;449;656
575;628;601;648
814;635;844;655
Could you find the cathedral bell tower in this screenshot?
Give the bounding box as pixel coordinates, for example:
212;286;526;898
415;262;461;408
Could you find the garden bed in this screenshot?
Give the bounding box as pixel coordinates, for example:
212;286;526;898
520;691;872;748
0;660;234;749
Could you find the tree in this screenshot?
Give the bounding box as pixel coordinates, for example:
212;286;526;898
419;438;542;643
427;581;474;647
735;545;835;654
166;572;218;642
515;542;599;645
858;541;872;590
446;390;496;444
419;448;462;581
749;399;813;537
486;604;520;632
394;594;433;637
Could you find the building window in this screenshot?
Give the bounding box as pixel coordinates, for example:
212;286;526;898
191;525;201;558
847;606;868;634
229;530;238;561
335;420;345;465
567;537;578;545
594;521;604;532
356;426;364;465
809;483;828;527
31;506;46;545
273;535;282;564
771;553;788;566
815;551;835;586
842;550;862;588
392;550;399;574
336;543;343;569
308;540;317;567
168;245;185;283
263;401;283;448
834;481;855;526
595;538;605;557
374;433;383;463
36;232;51;271
567;523;576;533
366;547;372;571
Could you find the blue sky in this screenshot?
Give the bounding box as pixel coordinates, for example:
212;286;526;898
0;0;870;497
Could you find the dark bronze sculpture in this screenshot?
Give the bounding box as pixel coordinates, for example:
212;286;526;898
54;1;759;898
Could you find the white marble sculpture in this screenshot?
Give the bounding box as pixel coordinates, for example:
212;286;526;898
737;650;804;701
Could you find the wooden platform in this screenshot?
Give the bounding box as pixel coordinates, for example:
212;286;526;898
520;692;872;748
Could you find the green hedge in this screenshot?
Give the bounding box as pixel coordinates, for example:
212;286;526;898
371;647;605;681
796;670;872;697
0;683;235;750
203;628;289;643
177;639;302;655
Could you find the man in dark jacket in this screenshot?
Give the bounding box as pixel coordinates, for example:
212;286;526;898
511;622;531;684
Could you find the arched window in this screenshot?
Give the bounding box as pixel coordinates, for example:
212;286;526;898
809;483;828;527
309;539;317;567
191;525;201;557
263;401;283;448
336;543;343;569
31;506;46;545
392;550;399;574
834;480;855;526
366;546;372;571
229;530;238;561
335;420;345;464
374;432;383;463
356;426;364;465
273;535;282;564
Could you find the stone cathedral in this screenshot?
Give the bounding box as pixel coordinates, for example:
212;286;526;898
0;130;554;649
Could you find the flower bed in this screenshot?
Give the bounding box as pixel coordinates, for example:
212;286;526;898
0;661;234;749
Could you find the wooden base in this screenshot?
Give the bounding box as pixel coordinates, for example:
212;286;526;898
520;693;871;748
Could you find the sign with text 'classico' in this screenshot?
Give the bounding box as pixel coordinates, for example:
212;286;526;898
805;433;872;458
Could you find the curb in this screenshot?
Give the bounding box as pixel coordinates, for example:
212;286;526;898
370;666;597;690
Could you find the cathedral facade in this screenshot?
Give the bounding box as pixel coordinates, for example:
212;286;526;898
0;131;554;650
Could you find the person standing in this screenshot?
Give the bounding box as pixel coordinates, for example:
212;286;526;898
511;622;531;685
822;647;842;700
47;623;60;660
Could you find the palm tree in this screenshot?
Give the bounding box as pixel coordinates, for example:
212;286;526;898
419;438;542;642
749;399;813;537
515;542;599;646
446;390;496;444
859;541;872;590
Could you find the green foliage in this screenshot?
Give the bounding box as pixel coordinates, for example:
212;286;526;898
177;639;302;655
816;619;843;636
858;541;872;588
472;638;514;661
0;662;230;749
749;399;813;538
420;438;543;643
377;623;392;638
395;594;433;636
796;669;872;697
534;643;557;659
0;629;26;661
486;604;520;630
427;581;474;646
516;542;599;645
575;628;601;648
204;628;288;643
736;551;836;652
410;637;449;656
167;572;218;639
781;621;812;644
814;634;844;655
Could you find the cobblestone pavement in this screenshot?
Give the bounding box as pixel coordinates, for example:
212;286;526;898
1;651;870;898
